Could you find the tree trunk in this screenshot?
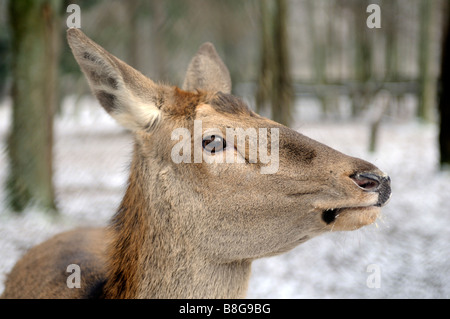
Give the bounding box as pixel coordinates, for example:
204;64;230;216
418;0;436;122
351;0;373;117
271;0;293;127
126;0;140;70
7;0;61;213
255;0;274;115
307;0;326;84
255;0;293;126
384;0;398;81
150;0;168;81
439;3;450;167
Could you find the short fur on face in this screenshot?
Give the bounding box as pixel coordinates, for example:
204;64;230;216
1;29;390;299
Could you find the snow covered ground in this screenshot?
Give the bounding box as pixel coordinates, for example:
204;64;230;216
0;96;449;298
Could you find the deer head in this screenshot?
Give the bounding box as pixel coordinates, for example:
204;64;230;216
66;28;391;298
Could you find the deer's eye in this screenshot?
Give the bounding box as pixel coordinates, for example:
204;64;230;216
202;135;226;154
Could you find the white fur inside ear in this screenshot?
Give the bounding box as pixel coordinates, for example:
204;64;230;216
68;29;162;132
112;88;162;132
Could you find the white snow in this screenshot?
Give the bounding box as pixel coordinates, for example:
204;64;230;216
0;96;449;298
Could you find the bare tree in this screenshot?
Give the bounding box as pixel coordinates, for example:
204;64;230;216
418;0;436;121
7;0;61;213
256;0;293;126
256;0;274;115
125;0;141;70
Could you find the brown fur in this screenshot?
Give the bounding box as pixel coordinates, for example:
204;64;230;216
1;29;391;299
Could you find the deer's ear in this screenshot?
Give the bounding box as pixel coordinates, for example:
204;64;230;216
182;42;232;94
67;28;162;132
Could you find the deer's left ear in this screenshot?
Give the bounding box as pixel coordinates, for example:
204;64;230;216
67;28;162;132
182;42;232;94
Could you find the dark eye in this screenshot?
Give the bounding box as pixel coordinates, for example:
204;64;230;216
202;135;226;154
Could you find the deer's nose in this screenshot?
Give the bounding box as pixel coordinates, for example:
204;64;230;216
351;173;391;207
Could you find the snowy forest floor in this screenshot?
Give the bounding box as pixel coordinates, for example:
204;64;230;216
0;96;449;298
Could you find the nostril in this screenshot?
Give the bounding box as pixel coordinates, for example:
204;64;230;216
350;173;381;191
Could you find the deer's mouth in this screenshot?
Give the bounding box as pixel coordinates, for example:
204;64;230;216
321;206;380;230
322;208;341;224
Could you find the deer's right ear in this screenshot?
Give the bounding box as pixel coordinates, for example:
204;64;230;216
67;28;162;132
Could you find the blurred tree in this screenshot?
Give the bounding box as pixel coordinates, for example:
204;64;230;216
306;0;328;115
255;0;274;115
125;0;140;70
0;28;9;99
383;0;399;81
418;0;436;122
368;0;397;153
308;0;327;85
7;0;61;213
149;0;169;80
256;0;293;126
438;2;450;168
351;0;374;116
0;0;10;99
271;0;293;126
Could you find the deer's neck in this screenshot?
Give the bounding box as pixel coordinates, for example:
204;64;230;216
103;150;251;299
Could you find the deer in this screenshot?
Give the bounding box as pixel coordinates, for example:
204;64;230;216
1;28;391;299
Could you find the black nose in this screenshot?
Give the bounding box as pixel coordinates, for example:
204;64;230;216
351;173;391;207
